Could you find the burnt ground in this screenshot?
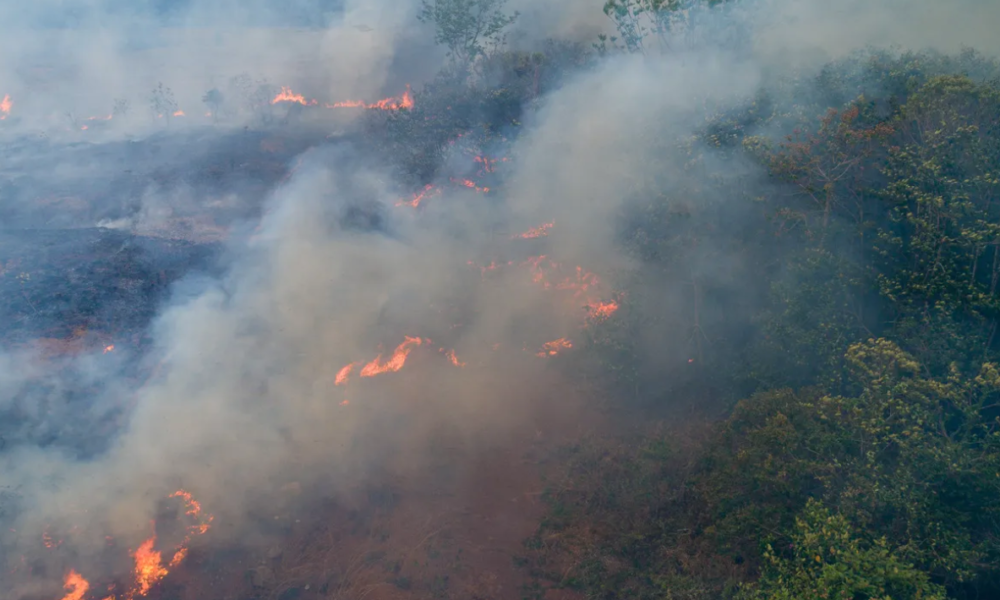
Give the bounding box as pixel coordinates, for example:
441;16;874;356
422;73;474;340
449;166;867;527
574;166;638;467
0;228;220;345
147;373;602;600
0;120;599;600
0;124;332;231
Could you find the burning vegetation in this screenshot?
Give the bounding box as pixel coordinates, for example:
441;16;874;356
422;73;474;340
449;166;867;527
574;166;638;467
1;1;1000;600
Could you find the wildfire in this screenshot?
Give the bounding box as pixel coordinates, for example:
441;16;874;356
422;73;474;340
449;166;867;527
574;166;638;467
586;300;620;322
467;260;513;278
328;85;414;110
169;489;213;536
0;94;10;119
359;336;425;377
52;489;212;600
450;177;490;193
60;570;89;600
522;256;620;323
335;362;358;386
43;528;62;549
513;222;554;239
104;344;115;353
270;84;414;110
396;184;439;208
272;86;317;106
168;548;188;568
81;115;113;131
443;349;466;367
537;338;573;357
132;537;169;597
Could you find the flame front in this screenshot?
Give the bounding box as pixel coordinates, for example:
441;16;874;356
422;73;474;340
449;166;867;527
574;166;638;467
328;85;413;110
444;349;466;367
0;94;10;119
132;537;168;597
43;528;62;549
586;300;620;322
169;489;213;536
52;490;212;600
60;570;89;600
272;86;317;106
335;362;358;386
396;184;439;208
514;222;554;239
359;336;424;377
537;338;573;357
450;177;490;193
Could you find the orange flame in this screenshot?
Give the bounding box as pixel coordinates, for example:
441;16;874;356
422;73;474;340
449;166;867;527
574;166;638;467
359;336;424;377
172;110;185;117
169;489;213;536
328;85;413;110
467;260;513;278
450;178;490;193
537;338;573;357
444;349;466;367
272;86;317;106
521;256;619;324
43;528;62;549
50;490;211;600
60;570;89;600
168;548;188;568
585;300;619;322
396;184;439;208
132;537;168;597
335;362;358;386
0;94;11;119
104;344;115;354
514;222;554;239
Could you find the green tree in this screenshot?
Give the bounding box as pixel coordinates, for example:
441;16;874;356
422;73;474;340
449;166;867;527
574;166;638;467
697;339;1000;592
743;500;947;600
417;0;518;68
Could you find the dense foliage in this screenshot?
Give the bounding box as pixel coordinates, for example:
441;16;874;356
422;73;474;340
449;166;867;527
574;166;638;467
381;1;1000;597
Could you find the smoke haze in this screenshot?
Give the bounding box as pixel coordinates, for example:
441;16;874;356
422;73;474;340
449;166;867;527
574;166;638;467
1;0;997;597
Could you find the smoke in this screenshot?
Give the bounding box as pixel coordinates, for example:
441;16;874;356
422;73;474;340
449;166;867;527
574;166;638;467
1;0;997;597
0;0;434;136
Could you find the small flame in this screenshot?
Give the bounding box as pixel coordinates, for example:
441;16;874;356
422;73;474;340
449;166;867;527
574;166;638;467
396;184;439;208
43;528;62;549
359;336;424;377
585;300;619;322
60;570;89;600
172;110;185;117
514;222;554;239
450;178;490;193
168;548;187;568
272;87;317;106
104;344;115;353
169;489;213;536
328;85;413;111
468;260;513;278
0;94;11;119
473;155;509;174
335;362;358;386
537;338;572;357
444;349;466;367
